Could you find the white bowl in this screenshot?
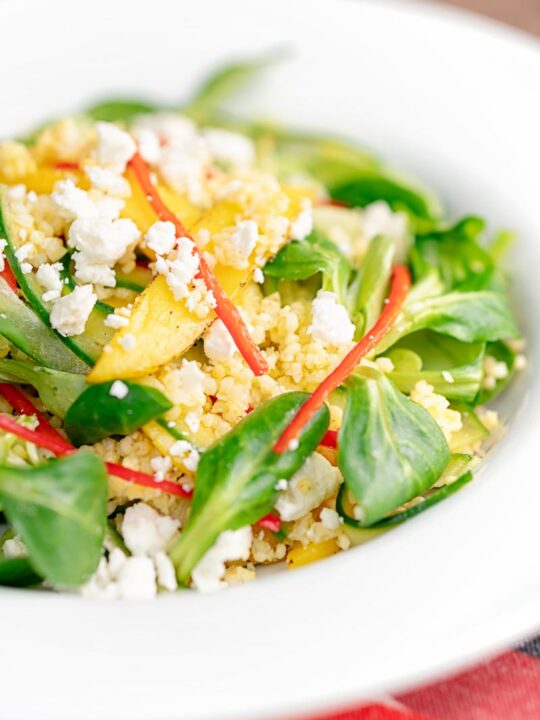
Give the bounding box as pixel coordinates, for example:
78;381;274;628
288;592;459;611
0;1;539;719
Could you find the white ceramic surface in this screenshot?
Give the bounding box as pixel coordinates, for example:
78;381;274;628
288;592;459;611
0;1;539;719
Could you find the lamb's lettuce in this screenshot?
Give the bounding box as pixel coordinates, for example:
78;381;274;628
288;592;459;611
0;451;107;586
64;381;172;446
169;392;329;585
338;369;450;526
264;229;352;304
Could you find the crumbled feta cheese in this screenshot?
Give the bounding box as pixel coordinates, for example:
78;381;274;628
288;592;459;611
50;284;96;337
95;122;136;172
109;380;129;399
145;221;177;256
309;290;355;346
362;200;408;241
116;556;157;600
203;128;255;169
191;526;252;593
131;127;161;164
150;455;171;481
320;507;342;530
104;312;130;329
119;333;136;351
253;267;264;284
274;479;288;491
121;502;180;556
85;165;131;197
0;238;7;272
169;440;200;472
157;137;209;206
291;202;313;241
231;220;258;263
132;112;196;147
155;237;200;301
361;201;409;260
410;380;462;441
2;536;26;558
36;262;63;302
288;439;299;451
51;179;97;219
204;319;237;362
275;452;342;521
154;550;177;592
184;412;200;433
68;216;140;287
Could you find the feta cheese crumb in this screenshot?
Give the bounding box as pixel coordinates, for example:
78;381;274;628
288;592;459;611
36;262;63;302
309;290;355;346
121;502;180;556
52;179;97;219
288;439;299;451
154;550;177;592
150;455;171;481
155;237;200;300
50;284;96;337
191;526;252;593
116;556;157;600
274;479;288;491
184;411;200;433
253;267;264;284
95;122;136;172
276;452;342;521
320;508;342;530
169;440;200;472
68;216;140;287
109;380;129;399
361;201;409;246
376;357;395;374
119;333;136;351
85;165;131;197
291;202;313;241
204;319;237;362
131;127;161;164
104;312;129;329
231;220;258;263
203;128;255;169
145;221;177;256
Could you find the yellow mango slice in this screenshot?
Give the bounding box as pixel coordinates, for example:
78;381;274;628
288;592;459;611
89;185;311;383
122;168;201;239
286;539;340;569
0;166;86;194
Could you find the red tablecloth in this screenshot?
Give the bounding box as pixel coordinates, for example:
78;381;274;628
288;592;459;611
299;636;540;720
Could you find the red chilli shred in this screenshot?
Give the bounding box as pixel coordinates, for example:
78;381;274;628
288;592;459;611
258;513;282;533
128;152;268;377
274;265;412;453
0;263;18;292
0;385;192;499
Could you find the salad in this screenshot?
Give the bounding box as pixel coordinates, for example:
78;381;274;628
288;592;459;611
0;58;524;597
